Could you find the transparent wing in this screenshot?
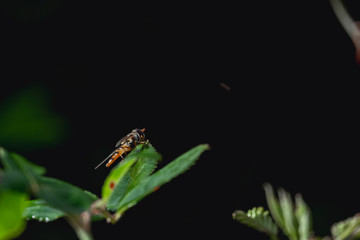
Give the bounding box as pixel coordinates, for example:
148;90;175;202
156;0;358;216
94;149;117;170
115;133;132;148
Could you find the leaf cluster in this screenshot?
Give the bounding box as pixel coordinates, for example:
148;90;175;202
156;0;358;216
0;143;209;239
233;183;360;240
96;144;209;222
331;214;360;240
233;183;311;240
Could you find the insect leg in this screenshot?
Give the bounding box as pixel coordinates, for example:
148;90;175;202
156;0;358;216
135;140;148;145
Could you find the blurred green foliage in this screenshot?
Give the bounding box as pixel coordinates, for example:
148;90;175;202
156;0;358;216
0;86;66;150
0;190;28;240
1;0;62;22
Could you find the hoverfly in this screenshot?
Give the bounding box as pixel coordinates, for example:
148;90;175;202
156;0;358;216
95;128;147;170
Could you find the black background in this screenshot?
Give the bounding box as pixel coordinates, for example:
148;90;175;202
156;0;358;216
1;1;360;239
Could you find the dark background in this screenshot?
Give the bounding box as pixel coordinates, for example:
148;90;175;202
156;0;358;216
1;1;360;239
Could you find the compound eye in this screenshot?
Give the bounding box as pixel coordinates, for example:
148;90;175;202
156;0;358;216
132;129;145;141
136;128;145;135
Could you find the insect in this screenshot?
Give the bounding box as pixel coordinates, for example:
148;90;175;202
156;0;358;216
94;128;147;170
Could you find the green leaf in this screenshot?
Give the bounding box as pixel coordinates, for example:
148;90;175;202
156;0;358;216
0;170;29;193
331;214;360;240
116;144;209;215
106;145;161;212
0;190;28;240
127;145;160;191
10;152;46;176
0;147;19;171
295;194;312;240
102;156;138;207
23;199;65;222
106;171;132;211
0;147;44;192
37;177;98;214
264;183;286;231
278;188;299;240
101;144;149;203
233;207;278;239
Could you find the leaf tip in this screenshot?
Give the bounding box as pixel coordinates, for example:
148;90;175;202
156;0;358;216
263;182;272;191
232;210;240;220
0;147;5;156
203;143;211;150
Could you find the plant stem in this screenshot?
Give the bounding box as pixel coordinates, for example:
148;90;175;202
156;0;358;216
66;215;93;240
73;226;93;240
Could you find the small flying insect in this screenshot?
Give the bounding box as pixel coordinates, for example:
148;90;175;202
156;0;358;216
95;128;147;170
